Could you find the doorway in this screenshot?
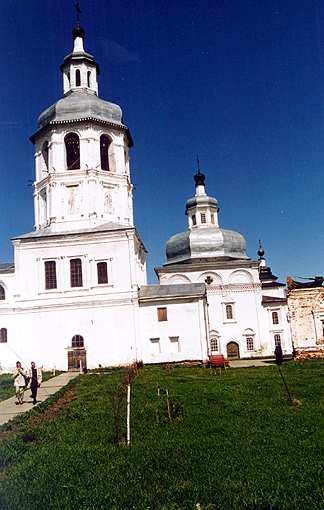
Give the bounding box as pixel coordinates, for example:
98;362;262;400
68;348;87;371
227;341;240;359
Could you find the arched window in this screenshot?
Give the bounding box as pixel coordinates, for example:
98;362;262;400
0;285;5;300
72;334;84;348
42;141;49;171
87;71;91;88
272;311;279;325
0;328;7;343
226;304;233;320
65;133;80;170
70;258;83;287
76;69;81;86
274;334;281;347
97;262;108;284
100;135;111;171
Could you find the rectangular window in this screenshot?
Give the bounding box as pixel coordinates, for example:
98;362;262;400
169;336;180;353
211;214;215;224
0;328;7;343
45;260;57;290
192;214;196;226
274;334;281;347
272;311;279;325
246;337;254;351
97;262;108;284
70;258;83;287
201;213;206;224
157;307;167;321
150;338;161;354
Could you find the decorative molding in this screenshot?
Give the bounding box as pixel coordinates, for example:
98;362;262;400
207;283;262;294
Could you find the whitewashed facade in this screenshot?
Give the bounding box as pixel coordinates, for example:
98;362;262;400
156;172;292;360
0;23;291;372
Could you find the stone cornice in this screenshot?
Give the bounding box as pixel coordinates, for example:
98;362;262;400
207;283;262;294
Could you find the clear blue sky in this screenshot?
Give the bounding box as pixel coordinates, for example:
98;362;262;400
0;0;323;285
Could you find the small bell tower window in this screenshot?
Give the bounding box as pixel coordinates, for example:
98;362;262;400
65;133;80;170
42;141;49;171
0;285;5;300
87;71;91;88
100;135;111;171
75;69;81;87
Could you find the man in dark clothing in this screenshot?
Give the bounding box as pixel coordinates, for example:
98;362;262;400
29;361;42;405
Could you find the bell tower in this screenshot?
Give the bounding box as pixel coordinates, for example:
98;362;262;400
30;23;134;234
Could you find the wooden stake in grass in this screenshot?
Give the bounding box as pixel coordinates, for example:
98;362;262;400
278;367;293;405
126;383;131;445
165;389;172;422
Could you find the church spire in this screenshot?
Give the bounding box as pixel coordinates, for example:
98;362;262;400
72;22;85;52
186;163;219;229
60;18;100;96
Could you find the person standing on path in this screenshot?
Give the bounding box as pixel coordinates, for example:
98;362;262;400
13;361;27;405
274;343;283;365
28;361;42;405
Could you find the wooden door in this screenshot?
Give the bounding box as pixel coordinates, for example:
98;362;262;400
226;341;240;359
68;349;87;371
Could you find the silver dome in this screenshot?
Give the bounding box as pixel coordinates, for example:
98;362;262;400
37;89;124;129
166;226;249;264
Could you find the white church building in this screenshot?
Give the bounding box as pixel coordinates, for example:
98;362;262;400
0;23;291;372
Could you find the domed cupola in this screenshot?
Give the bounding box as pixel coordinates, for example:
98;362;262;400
165;170;249;264
60;21;100;96
33;23;132;136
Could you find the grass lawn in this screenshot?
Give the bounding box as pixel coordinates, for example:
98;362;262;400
0;361;324;509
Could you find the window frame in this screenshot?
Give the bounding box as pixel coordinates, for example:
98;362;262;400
246;337;254;351
100;134;111;171
226;304;233;320
223;302;236;323
272;311;279;325
0;285;5;300
210;337;219;352
97;261;108;284
169;336;180;353
45;260;57;290
65;132;80;170
72;334;84;348
0;328;7;343
157;307;168;322
75;69;81;87
150;337;161;354
70;258;83;288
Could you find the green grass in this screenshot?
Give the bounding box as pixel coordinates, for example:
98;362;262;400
0;371;63;402
0;374;15;401
0;362;324;509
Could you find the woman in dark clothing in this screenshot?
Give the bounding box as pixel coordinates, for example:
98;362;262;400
274;344;283;365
